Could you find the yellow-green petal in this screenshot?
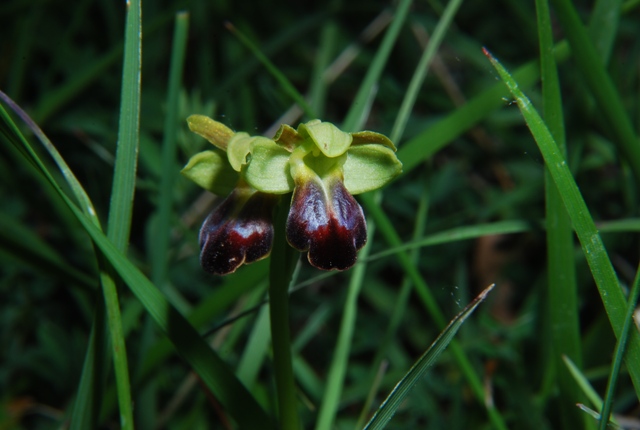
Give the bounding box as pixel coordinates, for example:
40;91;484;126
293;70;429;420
343;144;403;194
298;120;352;158
244;140;294;194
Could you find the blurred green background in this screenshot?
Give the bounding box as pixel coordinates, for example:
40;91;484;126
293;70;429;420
2;0;640;428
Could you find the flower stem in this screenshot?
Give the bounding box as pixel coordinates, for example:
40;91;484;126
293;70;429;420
269;197;300;430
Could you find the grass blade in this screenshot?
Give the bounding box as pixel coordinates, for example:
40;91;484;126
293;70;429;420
152;11;189;287
563;356;621;428
356;170;430;429
99;0;144;426
484;47;640;397
107;0;142;251
0;108;276;429
389;0;464;143
363;284;494;430
225;22;317;120
549;0;640;184
599;264;640;429
397;40;571;174
536;0;584;426
587;0;623;63
0;91;130;429
361;191;508;430
342;0;413;132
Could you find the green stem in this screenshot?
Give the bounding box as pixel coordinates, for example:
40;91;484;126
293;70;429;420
269;198;300;430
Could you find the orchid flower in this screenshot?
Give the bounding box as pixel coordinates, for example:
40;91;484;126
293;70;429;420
182;116;402;274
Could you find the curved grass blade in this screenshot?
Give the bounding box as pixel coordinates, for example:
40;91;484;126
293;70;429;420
0;99;276;430
484;48;640;397
0;91;132;429
363;284;495;430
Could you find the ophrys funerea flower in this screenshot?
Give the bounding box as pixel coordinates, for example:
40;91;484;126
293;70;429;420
182;117;402;274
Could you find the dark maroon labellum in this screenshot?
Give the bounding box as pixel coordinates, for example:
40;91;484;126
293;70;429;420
286;178;367;270
200;190;276;275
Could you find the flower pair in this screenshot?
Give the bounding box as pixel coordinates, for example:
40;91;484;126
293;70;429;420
182;116;402;275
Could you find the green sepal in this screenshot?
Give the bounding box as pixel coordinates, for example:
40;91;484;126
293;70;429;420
187;115;235;151
351;130;397;151
298;120;352;158
244;139;295;194
343;144;403;194
181;149;239;196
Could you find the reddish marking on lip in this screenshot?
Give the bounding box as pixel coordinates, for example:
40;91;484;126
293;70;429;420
286;178;366;270
200;191;275;275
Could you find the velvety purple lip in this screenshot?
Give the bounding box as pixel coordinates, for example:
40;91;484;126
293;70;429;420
200;191;275;275
286;178;366;270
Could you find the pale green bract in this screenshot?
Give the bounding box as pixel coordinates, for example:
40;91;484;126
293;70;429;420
181;117;402;196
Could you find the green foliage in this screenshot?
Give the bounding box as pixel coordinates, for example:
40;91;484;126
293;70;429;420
2;0;640;429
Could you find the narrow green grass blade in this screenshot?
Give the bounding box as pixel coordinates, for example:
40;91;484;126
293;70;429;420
587;0;623;63
342;0;413;132
80;213;275;429
599;265;640;429
549;0;640;184
0;211;94;291
389;0;464;143
367;220;532;261
0;91;129;429
308;19;337;117
107;0;142;251
397;41;570;175
70;303;108;430
314;222;375;430
563;355;621;428
236;302;271;387
212;13;326;101
356;172;430;429
225;22;317;120
536;0;584;426
7;0;41;100
152;11;189;287
34;47;123;123
485;48;640;397
361;193;508;430
101;0;143;426
32;11;175;123
363;284;494;430
1;115;275;429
